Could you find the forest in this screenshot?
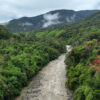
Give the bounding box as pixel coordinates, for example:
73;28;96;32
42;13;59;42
0;10;100;100
65;11;100;100
65;40;100;100
0;25;66;100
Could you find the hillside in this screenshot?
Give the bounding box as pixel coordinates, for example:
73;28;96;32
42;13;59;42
0;30;66;100
35;11;100;45
0;9;100;100
33;11;100;100
65;40;100;100
5;9;97;32
64;11;100;100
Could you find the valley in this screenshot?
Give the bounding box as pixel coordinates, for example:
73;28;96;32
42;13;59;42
0;8;100;100
15;52;72;100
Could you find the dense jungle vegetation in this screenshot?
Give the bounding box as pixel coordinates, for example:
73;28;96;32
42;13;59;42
65;11;100;100
65;40;100;100
0;10;100;100
0;25;66;100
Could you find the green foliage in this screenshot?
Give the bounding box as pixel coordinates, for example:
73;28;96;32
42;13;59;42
0;9;100;100
65;41;100;100
36;29;66;38
35;11;100;46
0;33;66;100
0;25;12;39
64;11;100;100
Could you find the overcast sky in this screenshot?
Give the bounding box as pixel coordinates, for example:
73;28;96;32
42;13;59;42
0;0;100;23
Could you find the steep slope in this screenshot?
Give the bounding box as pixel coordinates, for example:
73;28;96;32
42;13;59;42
65;40;100;100
35;11;100;45
64;11;100;45
64;11;100;100
5;9;97;32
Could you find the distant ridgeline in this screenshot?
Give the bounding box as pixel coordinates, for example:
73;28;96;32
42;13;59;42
3;9;98;33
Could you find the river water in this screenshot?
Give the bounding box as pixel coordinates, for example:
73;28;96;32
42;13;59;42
15;45;72;100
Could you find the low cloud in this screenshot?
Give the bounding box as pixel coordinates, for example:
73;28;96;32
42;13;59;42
0;0;100;22
66;14;76;23
43;13;60;28
19;22;33;26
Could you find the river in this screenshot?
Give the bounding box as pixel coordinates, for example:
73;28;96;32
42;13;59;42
15;45;72;100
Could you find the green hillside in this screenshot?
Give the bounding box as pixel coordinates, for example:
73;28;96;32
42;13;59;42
5;10;97;33
35;11;100;100
0;11;100;100
35;11;100;45
0;26;66;100
65;40;100;100
64;11;100;100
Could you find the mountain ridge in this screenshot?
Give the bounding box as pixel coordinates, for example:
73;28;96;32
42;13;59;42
4;9;98;33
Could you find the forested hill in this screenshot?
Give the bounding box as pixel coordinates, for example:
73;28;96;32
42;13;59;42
84;11;100;21
35;11;100;45
0;24;66;100
0;10;100;100
64;11;100;100
34;11;100;100
4;9;97;32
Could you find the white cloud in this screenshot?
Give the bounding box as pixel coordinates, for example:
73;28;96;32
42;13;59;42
43;13;60;28
66;14;76;23
0;0;99;22
19;22;33;26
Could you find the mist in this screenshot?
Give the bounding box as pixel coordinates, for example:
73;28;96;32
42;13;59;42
43;13;60;28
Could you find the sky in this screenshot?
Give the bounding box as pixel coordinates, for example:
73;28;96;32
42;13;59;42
0;0;100;23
